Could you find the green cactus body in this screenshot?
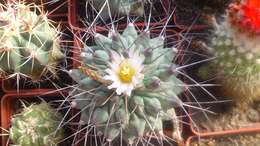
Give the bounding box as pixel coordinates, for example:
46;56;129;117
90;0;145;19
199;17;260;103
0;3;64;80
69;23;184;144
10;102;64;146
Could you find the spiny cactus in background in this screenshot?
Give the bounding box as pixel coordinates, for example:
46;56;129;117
0;2;64;80
199;0;260;104
69;23;184;144
10;102;64;146
89;0;146;20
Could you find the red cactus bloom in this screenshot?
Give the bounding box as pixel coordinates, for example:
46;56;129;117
241;0;260;31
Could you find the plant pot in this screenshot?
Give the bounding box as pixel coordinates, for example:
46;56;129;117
186;131;260;146
184;66;260;135
68;0;173;31
0;89;73;146
187;87;260;136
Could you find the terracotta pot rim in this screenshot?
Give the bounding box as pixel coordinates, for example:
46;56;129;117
187;99;260;136
1;77;70;93
186;130;260;146
191;125;260;137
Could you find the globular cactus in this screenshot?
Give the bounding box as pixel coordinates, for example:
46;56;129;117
9;102;64;146
199;0;260;104
0;2;64;80
69;23;184;144
89;0;146;20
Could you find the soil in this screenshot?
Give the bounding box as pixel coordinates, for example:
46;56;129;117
192;100;260;132
190;133;260;146
173;0;232;26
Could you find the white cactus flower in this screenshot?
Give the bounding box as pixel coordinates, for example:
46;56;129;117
104;50;144;96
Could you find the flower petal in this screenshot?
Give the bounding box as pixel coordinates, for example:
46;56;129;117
126;85;134;96
111;50;123;64
108;81;120;89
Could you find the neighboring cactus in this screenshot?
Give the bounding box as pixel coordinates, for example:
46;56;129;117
199;0;260;103
0;2;64;80
89;0;146;20
9;102;64;146
69;23;185;144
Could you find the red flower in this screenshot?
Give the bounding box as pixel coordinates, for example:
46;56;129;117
242;0;260;31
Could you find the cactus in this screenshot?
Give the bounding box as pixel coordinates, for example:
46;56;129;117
199;0;260;104
69;23;185;144
0;2;64;80
9;102;64;146
89;0;146;20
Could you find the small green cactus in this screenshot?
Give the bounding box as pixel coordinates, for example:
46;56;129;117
199;16;260;103
0;2;64;80
9;102;64;146
69;23;184;144
90;0;146;19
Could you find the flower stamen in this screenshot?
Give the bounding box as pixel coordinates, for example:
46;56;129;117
118;61;136;83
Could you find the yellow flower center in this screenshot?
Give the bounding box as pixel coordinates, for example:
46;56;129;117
118;61;136;83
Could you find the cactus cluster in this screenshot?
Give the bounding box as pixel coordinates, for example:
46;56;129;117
69;23;184;144
199;1;260;103
0;2;64;80
10;102;64;146
89;0;146;20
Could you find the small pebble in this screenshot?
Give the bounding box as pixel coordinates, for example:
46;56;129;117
256;103;260;113
247;109;260;122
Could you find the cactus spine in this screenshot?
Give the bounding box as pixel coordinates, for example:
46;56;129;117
89;0;146;19
9;102;64;146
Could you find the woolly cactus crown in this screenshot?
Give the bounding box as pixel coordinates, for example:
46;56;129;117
10;102;64;146
229;0;260;33
0;2;64;80
69;23;184;144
